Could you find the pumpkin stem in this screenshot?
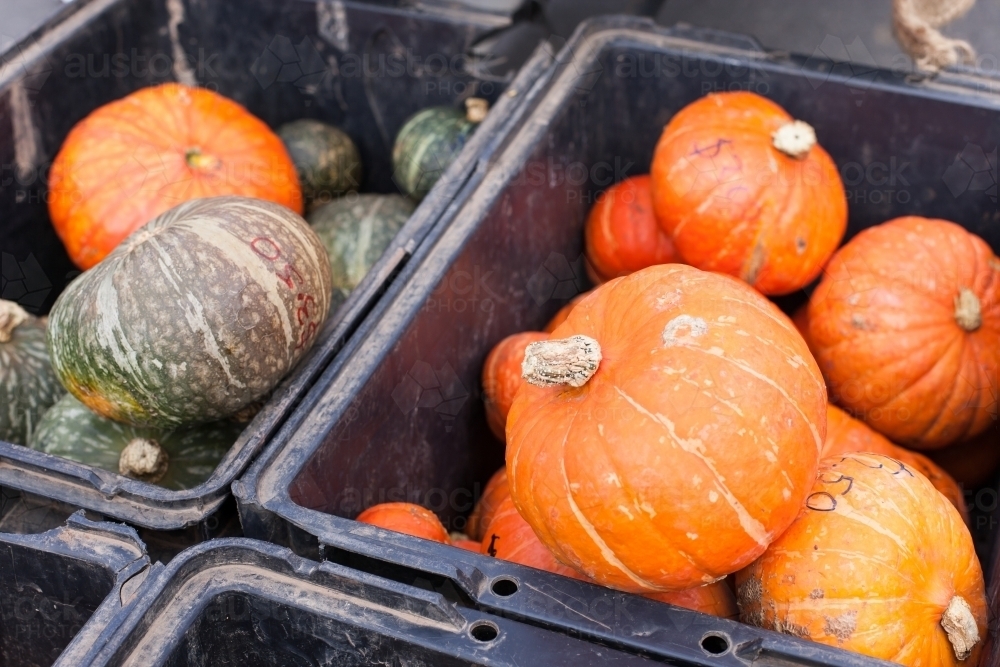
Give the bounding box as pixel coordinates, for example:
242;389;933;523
0;299;30;343
185;148;221;172
941;595;980;661
954;288;982;331
465;97;489;123
119;438;169;484
771;120;816;159
522;335;602;388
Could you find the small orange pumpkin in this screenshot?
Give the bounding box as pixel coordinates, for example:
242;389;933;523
452;538;482;552
650;92;846;295
645;582;739;620
584;176;676;284
807;216;1000;449
545;292;591;334
929;426;1000;489
49;83;303;269
356;503;450;543
482;332;548;441
481;495;586;580
507;264;827;592
466;467;509;542
738;453;987;665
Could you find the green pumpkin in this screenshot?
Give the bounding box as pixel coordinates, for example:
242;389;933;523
30;394;241;490
46;196;333;428
277;119;363;212
0;300;65;445
307;194;415;309
392;98;488;201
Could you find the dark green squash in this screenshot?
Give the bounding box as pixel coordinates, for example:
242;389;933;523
277;119;363;212
47;196;333;428
392;98;488;201
30;394;242;490
0;300;65;445
307;194;415;309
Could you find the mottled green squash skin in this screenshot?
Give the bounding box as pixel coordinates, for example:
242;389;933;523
308;194;415;309
392;106;480;201
30;394;241;490
47;196;333;428
277;120;363;212
0;304;65;444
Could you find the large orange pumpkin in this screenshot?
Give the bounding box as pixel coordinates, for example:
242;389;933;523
466;467;509;542
929;426;1000;489
737;453;987;665
49;83;303;269
584;175;677;284
482;331;548;441
807;217;1000;449
650;92;846;295
646;582;738;620
356;503;449;544
507;264;827;592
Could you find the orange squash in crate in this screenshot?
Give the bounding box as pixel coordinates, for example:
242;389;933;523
482;331;548;441
356;503;450;544
49;83;303;269
466;467;509;542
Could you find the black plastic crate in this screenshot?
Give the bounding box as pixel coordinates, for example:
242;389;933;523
0;0;551;562
0;511;151;667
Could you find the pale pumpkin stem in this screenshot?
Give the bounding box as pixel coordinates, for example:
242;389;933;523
465;97;489;123
954;288;982;331
522;335;602;388
771;120;817;159
0;299;30;343
119;438;169;484
941;595;980;661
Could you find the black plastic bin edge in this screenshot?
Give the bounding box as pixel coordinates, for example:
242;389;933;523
0;0;534;534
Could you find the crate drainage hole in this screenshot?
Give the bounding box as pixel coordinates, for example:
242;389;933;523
491;577;518;597
470;621;500;642
701;633;730;655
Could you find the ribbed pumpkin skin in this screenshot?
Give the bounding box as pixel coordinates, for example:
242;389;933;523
807;217;1000;449
929;428;1000;488
650;92;846;295
482;331;549;441
356;503;450;543
277;119;363;212
307;194;414;308
392;107;476;201
29;394;241;490
466;467;509;542
48;83;303;269
47;196;332;428
481;495;586;580
645;581;739;620
737;453;987;666
507;264;827;592
0;311;65;445
545;292;591;333
584;176;677;284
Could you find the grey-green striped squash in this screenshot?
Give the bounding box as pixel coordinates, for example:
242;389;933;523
30;394;242;489
47;196;333;428
0;300;65;444
277;119;363;212
308;194;415;309
392;98;487;201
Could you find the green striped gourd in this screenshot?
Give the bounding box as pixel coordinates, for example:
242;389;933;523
30;394;242;489
0;300;65;444
392;98;488;201
47;196;333;428
277;119;363;212
307;194;415;309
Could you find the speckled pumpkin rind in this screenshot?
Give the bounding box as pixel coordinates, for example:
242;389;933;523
307;194;414;308
0;315;65;444
277;120;363;211
392;107;477;201
30;394;242;490
46;196;333;428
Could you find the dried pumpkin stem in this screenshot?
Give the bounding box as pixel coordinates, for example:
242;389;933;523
954;288;982;331
941;595;980;661
771;120;817;159
522;335;602;388
119;438;169;484
465;97;489;123
0;299;30;343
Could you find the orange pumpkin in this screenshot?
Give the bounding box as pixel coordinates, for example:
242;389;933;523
650;92;846;295
545;292;591;334
929;426;1000;489
645;581;739;620
584;176;677;284
49;83;303;269
481;495;586;580
482;331;548;441
452;539;482;552
507;264;827;592
790;304;810;340
738;453;987;665
356;503;449;544
807;217;1000;449
466;467;509;542
823;405;968;522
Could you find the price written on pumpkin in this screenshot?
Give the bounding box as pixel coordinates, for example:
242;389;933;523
250;236;321;350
